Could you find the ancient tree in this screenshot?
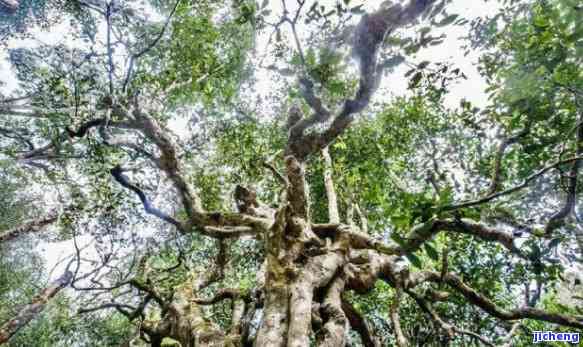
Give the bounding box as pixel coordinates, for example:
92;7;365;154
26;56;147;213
0;0;582;346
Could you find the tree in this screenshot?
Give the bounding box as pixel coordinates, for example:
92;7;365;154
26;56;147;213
0;0;582;345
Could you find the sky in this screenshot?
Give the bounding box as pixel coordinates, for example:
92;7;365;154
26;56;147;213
409;0;499;108
247;0;500;113
0;0;502;279
0;0;500;105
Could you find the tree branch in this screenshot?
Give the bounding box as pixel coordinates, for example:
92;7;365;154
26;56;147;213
193;288;245;305
110;165;186;231
408;271;583;329
341;299;381;347
132;109;203;220
202;225;257;239
0;126;34;149
0;211;59;243
262;161;288;186
316;275;348;347
487;127;529;195
16;118;136;160
322;146;339;223
122;0;181;92
545;113;582;235
0;271;73;344
287;1;437;160
389;286;409;347
406;288;495;346
106;3;115;96
443;155;583;211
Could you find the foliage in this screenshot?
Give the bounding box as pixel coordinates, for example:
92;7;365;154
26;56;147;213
0;0;582;345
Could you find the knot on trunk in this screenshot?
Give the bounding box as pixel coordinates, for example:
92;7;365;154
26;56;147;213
235;185;259;214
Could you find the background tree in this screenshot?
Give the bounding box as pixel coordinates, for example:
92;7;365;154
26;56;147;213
0;0;582;345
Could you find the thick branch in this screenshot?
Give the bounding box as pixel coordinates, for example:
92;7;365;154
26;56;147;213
132;110;203;219
230;298;246;338
128;279;168;308
317;275;348;347
286;252;346;347
430;219;522;256
354;203;368;234
285;155;310;219
321;147;339;223
315;217;522;260
202;225;257;239
0;271;72;344
341;299;381;347
545;114;582;235
193;288;245;305
0;212;59;243
408;271;583;329
17;118;135;160
389;286;409;347
487;127;529;195
287;1;437;159
112;113;272;237
111;165;186;230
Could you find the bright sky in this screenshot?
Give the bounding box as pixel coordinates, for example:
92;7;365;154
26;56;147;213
0;0;501;279
247;0;500;112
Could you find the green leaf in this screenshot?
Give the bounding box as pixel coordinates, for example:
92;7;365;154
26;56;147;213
435;14;459;27
404;68;416;77
548;238;561;249
406;253;422;268
391;214;410;230
531;243;541;259
350;5;365;14
419;26;431;36
417;61;430;69
391;232;406;246
381;55;405;70
424;243;439;261
409;71;423;88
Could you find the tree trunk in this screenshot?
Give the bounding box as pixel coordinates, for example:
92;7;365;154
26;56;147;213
0;271;72;344
254;167;350;346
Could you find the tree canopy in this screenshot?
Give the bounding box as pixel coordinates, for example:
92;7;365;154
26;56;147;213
0;0;582;346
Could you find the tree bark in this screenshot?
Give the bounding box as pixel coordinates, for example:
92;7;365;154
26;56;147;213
255;200;348;346
316;276;348;347
322;147;339;224
342;299;381;347
0;213;58;243
389;287;408;347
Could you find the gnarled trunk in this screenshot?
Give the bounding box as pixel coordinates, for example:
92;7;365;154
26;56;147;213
255;212;349;347
254;155;352;346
